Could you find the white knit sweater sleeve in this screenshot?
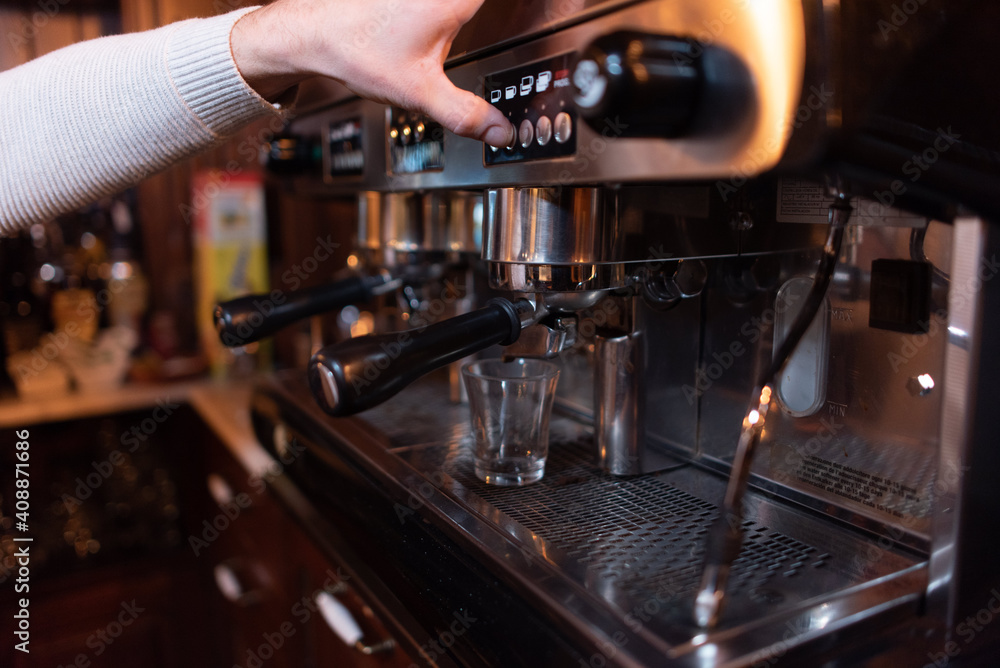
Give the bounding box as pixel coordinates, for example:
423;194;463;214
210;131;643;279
0;7;285;235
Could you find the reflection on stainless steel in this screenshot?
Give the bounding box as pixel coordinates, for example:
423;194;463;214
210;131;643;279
257;373;931;665
423;190;483;255
484;187;621;266
268;0;1000;662
490;260;630;292
594;331;644;475
380;191;423;255
694;195;850;629
541;290;608;312
927;217;986;632
326;374;925;660
375;191;484;264
355;191;382;253
772;276;830;416
502;318;576;360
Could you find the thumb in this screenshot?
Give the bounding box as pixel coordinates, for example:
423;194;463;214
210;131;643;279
418;72;514;147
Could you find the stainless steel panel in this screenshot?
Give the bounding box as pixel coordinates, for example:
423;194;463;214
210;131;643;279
287;0;807;191
356;191;382;252
485;187;620;265
594;331;644;474
449;0;639;61
383;401;925;664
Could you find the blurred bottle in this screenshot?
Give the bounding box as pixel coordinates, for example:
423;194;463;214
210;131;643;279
105;199;149;335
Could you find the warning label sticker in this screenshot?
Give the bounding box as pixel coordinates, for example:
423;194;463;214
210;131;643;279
777;178;927;227
797;454;923;519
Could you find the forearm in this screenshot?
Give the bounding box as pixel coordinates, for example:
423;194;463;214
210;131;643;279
0;8;284;235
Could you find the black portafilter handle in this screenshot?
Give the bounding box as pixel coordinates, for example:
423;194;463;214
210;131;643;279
215;275;393;347
308;298;529;417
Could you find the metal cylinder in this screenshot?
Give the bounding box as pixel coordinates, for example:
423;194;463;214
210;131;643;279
423;191;483;255
356;191;383;253
594;331;644;475
381;191;423;254
484;187;621;265
484;187;626;292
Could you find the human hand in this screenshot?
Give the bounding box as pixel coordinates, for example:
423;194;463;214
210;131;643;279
231;0;514;147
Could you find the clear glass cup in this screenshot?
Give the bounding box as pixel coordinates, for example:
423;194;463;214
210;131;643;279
462;358;560;486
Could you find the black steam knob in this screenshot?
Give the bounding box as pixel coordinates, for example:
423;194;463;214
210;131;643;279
572;31;703;137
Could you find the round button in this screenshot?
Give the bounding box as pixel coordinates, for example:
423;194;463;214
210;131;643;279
518;119;534;148
504;123;518;151
553;112;573;144
401;125;412;145
414;122;425;142
536;116;553;146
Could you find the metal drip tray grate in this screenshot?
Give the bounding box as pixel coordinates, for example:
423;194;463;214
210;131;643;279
268;373;926;660
437;434;829;613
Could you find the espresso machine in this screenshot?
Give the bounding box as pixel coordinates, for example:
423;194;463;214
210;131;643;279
227;0;1000;665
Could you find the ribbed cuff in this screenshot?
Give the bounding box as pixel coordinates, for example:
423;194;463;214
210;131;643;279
165;7;288;138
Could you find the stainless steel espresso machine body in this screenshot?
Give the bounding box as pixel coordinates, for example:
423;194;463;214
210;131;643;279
241;0;1000;665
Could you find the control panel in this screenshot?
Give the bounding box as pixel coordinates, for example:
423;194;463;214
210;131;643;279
387;107;445;174
326;117;365;177
483;53;577;165
283;0;804;190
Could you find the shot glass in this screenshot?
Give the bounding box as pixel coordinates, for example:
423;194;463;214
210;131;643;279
462;358;560;486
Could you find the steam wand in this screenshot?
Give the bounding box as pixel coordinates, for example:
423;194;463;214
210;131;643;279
693;192;853;629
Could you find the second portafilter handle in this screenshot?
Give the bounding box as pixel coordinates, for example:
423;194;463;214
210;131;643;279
309;298;532;417
214;274;397;347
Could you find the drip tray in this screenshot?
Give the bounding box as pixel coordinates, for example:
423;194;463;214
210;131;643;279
393;418;925;648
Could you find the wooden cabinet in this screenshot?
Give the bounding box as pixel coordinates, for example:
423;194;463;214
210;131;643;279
2;561;203;668
198;424;306;668
291;528;413;668
0;407;217;668
0;404;417;667
198;427;415;667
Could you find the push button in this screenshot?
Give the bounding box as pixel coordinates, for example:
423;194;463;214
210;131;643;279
518;119;534;148
504;124;518;151
536;116;553;146
554;112;573;144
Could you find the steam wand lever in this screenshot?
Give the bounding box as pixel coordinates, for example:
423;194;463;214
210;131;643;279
693;193;852;629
